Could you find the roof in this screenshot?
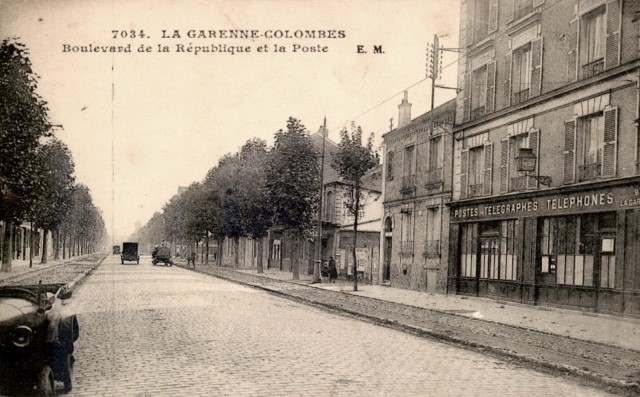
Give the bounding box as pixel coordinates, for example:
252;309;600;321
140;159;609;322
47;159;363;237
382;98;457;140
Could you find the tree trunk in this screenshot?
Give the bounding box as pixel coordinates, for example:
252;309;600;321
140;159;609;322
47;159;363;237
41;229;49;264
1;224;12;272
257;237;264;274
217;238;223;266
29;222;34;268
292;234;299;280
352;182;361;292
205;234;210;265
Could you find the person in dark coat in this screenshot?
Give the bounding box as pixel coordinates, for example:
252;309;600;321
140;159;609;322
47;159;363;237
328;256;338;283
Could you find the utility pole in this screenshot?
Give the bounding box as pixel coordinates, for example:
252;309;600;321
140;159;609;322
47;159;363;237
427;34;461;109
312;117;328;284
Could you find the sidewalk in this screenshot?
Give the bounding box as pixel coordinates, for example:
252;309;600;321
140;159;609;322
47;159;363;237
235;267;640;352
0;256;65;281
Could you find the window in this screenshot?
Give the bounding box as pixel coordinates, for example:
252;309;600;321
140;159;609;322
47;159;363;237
471;66;487;119
508;133;529;191
473;0;490;42
514;0;533;20
427;136;442;185
400;211;413;254
469;146;484;197
402;145;416;192
564;105;617;183
581;7;606;78
386;151;394;180
428;136;440;171
424;207;440;256
578;112;605;181
324;191;335;222
512;43;531;104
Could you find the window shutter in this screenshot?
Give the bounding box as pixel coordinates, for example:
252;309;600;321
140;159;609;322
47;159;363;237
602;106;618;177
463;72;471;122
527;129;540;189
460;149;469;199
488;0;499;34
500;138;510;193
485;61;496;114
503;52;512;109
483;142;493;196
567;18;578;82
530;38;543;97
563;119;576;184
605;0;621;69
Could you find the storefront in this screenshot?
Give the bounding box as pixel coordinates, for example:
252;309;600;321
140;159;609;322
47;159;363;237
448;177;640;316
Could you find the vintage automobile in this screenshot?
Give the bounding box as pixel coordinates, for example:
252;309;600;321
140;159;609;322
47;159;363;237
0;282;78;396
112;245;120;255
121;242;140;265
152;246;173;266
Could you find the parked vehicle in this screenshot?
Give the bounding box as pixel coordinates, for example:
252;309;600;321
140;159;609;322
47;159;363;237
112;245;121;255
0;283;79;396
152;246;173;266
121;242;140;265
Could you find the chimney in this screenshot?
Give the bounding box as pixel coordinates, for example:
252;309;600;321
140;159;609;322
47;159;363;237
398;90;412;128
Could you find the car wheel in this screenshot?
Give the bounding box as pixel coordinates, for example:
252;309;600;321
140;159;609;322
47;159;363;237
35;366;55;396
61;354;74;393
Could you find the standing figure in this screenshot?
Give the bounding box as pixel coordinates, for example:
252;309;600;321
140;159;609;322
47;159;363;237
328;256;338;283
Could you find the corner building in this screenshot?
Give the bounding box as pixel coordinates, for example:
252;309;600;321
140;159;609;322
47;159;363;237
382;95;455;293
449;0;640;315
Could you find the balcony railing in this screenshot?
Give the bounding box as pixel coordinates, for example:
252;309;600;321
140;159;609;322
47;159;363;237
471;106;486;120
425;167;443;186
400;174;416;195
400;240;414;255
509;175;528;191
582;58;604;79
469;183;484;197
423;240;440;257
578;163;601;181
513;88;529;105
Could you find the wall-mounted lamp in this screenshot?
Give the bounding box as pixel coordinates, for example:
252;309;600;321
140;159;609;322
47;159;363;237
515;148;552;186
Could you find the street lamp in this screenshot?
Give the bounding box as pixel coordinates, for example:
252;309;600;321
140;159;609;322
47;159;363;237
515;148;552;186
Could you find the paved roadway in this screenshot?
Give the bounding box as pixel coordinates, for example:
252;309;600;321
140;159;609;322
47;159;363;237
64;255;616;397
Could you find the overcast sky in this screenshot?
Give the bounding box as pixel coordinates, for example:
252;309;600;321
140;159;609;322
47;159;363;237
1;0;460;238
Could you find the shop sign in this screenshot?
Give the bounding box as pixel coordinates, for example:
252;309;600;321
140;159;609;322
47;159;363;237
452;185;640;221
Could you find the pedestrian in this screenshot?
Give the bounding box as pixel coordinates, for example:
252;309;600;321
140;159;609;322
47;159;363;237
328;256;338;283
188;251;196;268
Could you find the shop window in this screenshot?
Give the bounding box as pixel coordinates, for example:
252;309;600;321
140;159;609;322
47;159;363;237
540;215;613;287
460;224;478;277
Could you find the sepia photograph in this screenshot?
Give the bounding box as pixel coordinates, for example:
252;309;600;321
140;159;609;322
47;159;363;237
1;0;640;395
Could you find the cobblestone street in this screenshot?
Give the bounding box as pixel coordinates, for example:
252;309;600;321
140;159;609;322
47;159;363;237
64;256;616;396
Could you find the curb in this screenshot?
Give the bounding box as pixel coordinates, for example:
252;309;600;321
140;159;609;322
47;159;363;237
66;253;109;291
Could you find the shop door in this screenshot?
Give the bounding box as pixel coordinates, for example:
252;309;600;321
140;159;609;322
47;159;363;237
478;236;499;295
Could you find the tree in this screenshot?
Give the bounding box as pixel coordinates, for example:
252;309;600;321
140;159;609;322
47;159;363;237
33;139;75;263
265;118;320;279
0;38;53;271
236;138;272;273
332;123;378;291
